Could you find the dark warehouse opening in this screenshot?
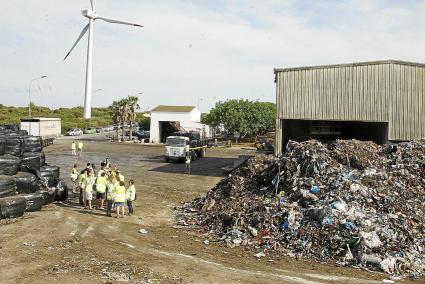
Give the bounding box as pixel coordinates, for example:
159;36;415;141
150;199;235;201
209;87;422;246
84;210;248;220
159;121;181;143
281;119;389;149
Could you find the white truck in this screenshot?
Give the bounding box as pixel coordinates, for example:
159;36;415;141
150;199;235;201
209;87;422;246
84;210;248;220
164;131;209;162
20;118;61;147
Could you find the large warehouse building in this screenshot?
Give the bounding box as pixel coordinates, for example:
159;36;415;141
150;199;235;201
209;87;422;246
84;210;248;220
274;60;425;154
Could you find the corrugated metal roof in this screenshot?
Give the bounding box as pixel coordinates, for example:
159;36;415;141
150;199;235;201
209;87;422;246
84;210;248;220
274;60;425;73
151;105;196;112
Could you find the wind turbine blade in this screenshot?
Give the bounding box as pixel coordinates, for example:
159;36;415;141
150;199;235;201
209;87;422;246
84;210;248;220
96;16;143;27
90;0;95;11
63;24;90;61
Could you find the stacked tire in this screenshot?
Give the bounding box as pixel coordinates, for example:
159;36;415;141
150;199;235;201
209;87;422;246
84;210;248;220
0;128;66;219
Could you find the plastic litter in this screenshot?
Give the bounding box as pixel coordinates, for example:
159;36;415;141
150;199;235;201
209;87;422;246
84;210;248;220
177;139;425;278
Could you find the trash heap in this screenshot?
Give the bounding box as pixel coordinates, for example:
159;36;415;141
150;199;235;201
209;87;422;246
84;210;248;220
178;139;425;279
0;127;68;219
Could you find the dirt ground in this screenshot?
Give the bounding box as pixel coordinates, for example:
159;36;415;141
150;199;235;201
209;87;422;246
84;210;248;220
0;137;414;283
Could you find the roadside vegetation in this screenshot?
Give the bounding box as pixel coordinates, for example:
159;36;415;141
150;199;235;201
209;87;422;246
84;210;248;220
202;99;276;139
0;103;149;134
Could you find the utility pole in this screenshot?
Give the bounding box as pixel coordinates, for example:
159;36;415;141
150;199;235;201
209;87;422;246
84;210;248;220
28;76;47;118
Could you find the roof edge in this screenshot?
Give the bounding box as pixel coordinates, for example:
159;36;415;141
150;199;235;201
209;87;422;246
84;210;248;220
274;60;425;73
150;105;197;113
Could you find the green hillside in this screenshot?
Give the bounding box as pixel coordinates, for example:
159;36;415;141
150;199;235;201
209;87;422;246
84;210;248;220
0;104;148;133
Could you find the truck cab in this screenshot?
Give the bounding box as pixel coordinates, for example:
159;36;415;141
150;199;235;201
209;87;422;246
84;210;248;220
165;136;189;162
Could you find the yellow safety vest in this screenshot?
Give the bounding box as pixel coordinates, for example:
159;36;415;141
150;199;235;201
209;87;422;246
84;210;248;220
114;186;126;203
78;173;87;187
85;176;95;192
106;181;117;200
96;176;107;193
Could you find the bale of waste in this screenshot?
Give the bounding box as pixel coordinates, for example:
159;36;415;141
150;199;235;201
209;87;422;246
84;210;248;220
0;196;26;218
40;165;60;181
0;155;21;175
37;190;56;206
3;136;23;156
22;192;44;212
0;137;5;155
37;165;59;187
0;175;17;198
54;179;69;202
13;172;39;194
20;152;45;172
22;136;43;153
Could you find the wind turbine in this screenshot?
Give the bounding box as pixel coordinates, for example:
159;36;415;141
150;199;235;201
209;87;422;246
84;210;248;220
63;0;143;119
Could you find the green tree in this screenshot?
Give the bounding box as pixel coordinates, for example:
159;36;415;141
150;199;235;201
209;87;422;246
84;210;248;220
125;96;140;141
202;99;276;138
110;99;127;141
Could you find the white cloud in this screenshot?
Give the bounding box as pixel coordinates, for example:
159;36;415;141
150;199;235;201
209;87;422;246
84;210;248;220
0;0;425;112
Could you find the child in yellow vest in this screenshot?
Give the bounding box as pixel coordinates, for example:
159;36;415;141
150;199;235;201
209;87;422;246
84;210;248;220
96;172;107;209
114;181;127;218
106;176;118;217
126;180;136;215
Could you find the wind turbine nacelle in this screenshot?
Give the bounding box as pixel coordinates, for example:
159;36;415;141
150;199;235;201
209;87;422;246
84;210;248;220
81;9;97;19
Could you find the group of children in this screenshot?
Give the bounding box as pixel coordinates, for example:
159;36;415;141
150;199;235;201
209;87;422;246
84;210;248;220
70;158;136;218
71;141;84;156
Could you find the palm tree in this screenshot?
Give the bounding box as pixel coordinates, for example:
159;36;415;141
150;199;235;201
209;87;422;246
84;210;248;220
110;99;127;141
126;96;140;141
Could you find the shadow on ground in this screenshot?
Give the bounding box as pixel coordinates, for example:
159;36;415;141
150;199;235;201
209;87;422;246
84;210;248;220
149;157;241;177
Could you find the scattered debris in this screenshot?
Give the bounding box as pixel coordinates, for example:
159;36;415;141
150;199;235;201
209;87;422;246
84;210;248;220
138;228;148;234
178;139;425;279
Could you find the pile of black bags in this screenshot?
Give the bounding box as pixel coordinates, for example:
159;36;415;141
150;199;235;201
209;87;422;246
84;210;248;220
0;128;67;219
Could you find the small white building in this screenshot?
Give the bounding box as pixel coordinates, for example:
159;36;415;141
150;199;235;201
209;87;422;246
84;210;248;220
149;105;210;143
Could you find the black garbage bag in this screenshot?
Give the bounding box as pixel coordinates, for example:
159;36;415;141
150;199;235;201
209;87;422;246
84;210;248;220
39;165;60;183
0;175;17;198
22;192;44;212
4;136;23;156
22;136;43;153
54;179;69;202
0;196;26;218
20;152;45;172
13;172;39;194
0;137;5;155
37;189;56;205
0;155;21;175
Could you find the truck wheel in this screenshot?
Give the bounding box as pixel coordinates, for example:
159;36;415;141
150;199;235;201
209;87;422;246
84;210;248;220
165;157;170;163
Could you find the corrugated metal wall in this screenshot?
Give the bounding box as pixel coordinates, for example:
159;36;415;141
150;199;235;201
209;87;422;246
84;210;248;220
389;64;425;140
275;61;425;143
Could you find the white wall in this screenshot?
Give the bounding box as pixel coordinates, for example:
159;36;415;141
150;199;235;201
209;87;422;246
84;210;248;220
150;108;210;143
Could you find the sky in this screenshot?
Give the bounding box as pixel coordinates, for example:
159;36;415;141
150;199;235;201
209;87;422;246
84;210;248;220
1;0;425;112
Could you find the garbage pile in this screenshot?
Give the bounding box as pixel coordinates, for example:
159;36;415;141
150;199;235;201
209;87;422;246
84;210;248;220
0;127;68;219
178;139;425;279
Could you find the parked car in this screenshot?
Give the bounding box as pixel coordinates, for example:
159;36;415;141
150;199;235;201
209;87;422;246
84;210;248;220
133;130;150;139
66;128;83;136
84;127;96;134
103;125;114;132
